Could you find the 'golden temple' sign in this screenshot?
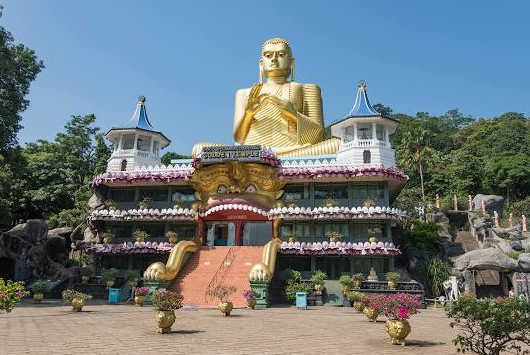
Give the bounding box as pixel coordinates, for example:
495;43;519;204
201;145;262;164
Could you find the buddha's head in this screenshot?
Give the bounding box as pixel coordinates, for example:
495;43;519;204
260;38;294;81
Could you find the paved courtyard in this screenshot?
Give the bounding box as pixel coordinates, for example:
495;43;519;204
1;301;460;355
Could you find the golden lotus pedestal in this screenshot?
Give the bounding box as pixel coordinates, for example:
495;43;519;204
219;302;233;316
363;307;379;322
385;319;411;345
155;310;176;334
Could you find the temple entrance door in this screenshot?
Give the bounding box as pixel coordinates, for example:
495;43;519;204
242;222;273;246
205;222;236;246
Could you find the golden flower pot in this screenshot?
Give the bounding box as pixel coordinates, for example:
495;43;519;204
168;236;178;244
386;319;411;345
33;293;43;303
106;280;114;289
134;295;146;306
71;298;85;312
314;284;325;293
219;301;233;316
363;307;379;322
387;280;397;290
352;280;361;289
81;276;90;284
246;298;257;309
155;310;176;334
353;302;365;313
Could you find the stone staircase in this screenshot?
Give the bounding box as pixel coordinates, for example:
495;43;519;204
169;246;263;308
457;231;500;286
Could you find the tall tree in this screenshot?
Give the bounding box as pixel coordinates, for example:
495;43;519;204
0;6;44;152
93;133;111;175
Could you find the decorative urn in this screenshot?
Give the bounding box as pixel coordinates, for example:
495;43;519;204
363;307;379;322
106;280;115;289
246;298;257;309
155;310;176;334
135;295;146;306
33;293;43;303
71;298;85;312
354;302;365;313
219;301;233;316
386;319;411;345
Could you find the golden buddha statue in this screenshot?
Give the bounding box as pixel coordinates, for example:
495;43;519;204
192;38;340;157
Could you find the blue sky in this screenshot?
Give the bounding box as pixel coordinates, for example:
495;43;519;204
3;1;530;154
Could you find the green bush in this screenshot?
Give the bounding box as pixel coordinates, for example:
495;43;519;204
339;275;351;287
447;295;530;355
422;257;451;297
310;270;327;285
31;281;52;294
405;219;440;253
101;268;120;281
509;196;530;217
284;270;312;301
346;291;363;303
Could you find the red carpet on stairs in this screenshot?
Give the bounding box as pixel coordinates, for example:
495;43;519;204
168;246;263;308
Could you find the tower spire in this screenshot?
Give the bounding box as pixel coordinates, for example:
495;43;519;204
124;95;155;130
346;80;379;117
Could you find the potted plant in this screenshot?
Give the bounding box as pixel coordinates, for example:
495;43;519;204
151;289;183;334
139;197;152;210
325;230;342;243
381;293;421;345
347;291;365;312
100;231;114;244
360;293;385;322
165;231;178;244
322;197;338;208
310;270;327;293
351;273;364;289
31;280;51;303
62;289;92;312
367;227;380;243
339;275;352;293
242;289;258;309
133;286;150;306
363;197;376;208
133;230;149;243
285;232;298;243
172;198;185;209
0;279;27;313
284;271;312;303
104;199;117;211
80;266;92;283
211;285;236;316
101;268;120;288
124;270;140;287
285;195;297;208
386;272;401;290
79;254;91;267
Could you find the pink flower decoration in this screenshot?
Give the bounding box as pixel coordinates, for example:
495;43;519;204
0;292;6;298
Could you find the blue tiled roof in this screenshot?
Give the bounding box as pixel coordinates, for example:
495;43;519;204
346;81;379;117
124;95;156;131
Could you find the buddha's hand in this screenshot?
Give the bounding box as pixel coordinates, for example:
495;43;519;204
143;262;167;280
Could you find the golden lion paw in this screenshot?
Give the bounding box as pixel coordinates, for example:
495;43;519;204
143;262;167;280
249;263;272;281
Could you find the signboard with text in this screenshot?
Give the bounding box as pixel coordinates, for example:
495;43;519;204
201;145;262;164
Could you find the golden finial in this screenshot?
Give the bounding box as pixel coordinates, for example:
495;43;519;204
358;80;367;91
138;95;146;105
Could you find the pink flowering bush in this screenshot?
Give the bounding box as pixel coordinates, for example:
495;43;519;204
242;290;258;301
134;287;150;297
151;290;183;311
0;279;28;313
381;293;421;320
359;293;387;313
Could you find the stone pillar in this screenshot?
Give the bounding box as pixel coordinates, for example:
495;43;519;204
353;123;358;142
250;281;269;309
371;122;377;141
384;126;390;145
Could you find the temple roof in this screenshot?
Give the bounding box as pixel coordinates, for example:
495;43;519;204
106;96;171;146
346;81;379;117
124;96;155;131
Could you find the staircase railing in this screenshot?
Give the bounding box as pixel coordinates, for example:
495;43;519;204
205;247;236;303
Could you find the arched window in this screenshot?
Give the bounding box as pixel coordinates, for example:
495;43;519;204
120;159;127;171
363;150;371;164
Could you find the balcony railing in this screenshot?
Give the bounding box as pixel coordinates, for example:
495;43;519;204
342;139;388;149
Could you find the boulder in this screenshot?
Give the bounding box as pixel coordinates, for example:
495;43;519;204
492;225;523;240
454;248;519;272
48;227;73;237
510;240;523;251
83;227;97;243
88;190;105;210
473;194;504;218
14;220;48;244
518;253;530;272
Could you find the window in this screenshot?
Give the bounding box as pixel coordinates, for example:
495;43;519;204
136;223;165;239
171;187;195;202
139;187;168;202
108;187;136;202
363;150;371;164
315;223;349;239
314;184;348;200
352;184;385;200
352;222;385;239
280;223;310;240
284;184;309;201
120;159;127;171
137;135;151;151
242;222;272;246
108;224;132;239
168;223;196;240
122;134;135;150
358;124;372;139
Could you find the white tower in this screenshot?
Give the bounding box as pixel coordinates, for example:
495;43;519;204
331;81;398;167
105;96;170;172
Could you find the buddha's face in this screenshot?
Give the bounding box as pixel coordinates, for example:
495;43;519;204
261;42;291;78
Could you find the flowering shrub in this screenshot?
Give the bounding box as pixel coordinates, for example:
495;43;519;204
242;290;258;301
210;285;236;303
380;293;421;320
0;279;27;313
447;295;530;355
61;289;92;303
151;290;183;311
134;287;150;297
359;293;387;313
